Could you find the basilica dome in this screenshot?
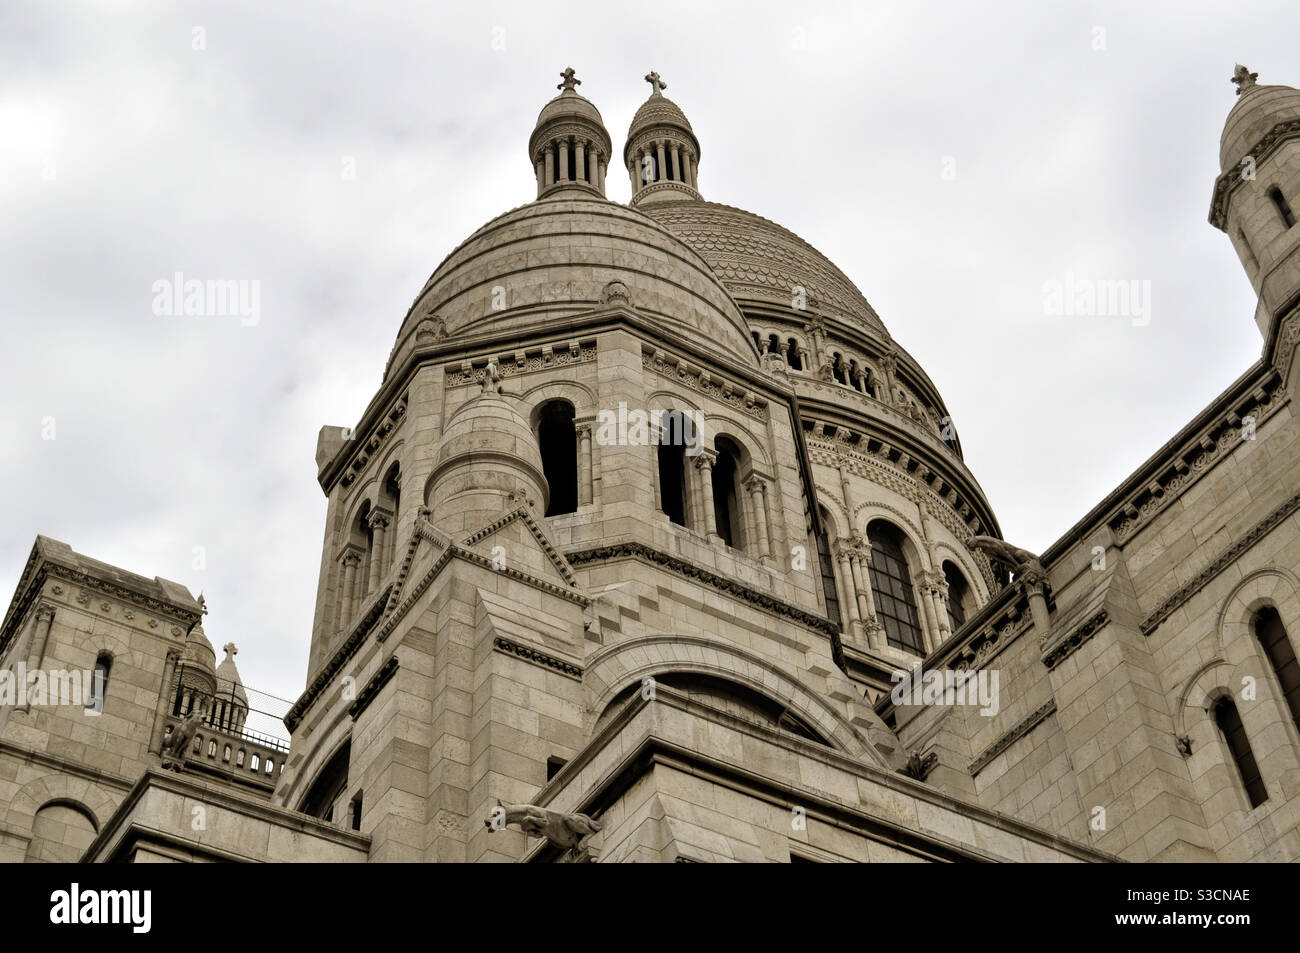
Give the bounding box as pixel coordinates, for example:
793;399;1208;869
641;200;891;341
388;196;760;377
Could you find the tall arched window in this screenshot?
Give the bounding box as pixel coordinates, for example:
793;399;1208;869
867;521;925;655
1254;607;1300;737
86;651;111;712
943;562;970;633
657;411;689;527
831;353;847;385
815;508;841;631
537;400;577;517
301;740;352;823
1214;697;1268;808
711;436;745;549
1269;186;1296;229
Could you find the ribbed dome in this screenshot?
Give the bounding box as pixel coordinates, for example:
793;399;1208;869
628;93;693;140
388;198;759;377
641;200;890;340
1220;76;1300;172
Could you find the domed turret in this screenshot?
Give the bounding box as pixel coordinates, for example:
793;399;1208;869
529;67;613;199
426;364;549;534
215;641;249;725
625;71;702;206
1209;65;1300;342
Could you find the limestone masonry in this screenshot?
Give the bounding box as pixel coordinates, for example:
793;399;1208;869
4;65;1300;862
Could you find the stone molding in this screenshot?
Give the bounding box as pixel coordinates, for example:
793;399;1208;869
445;339;596;389
348;656;399;720
641;345;768;421
492;636;583;680
339;393;408;489
968;699;1057;776
1140;488;1300;636
1041;609;1109;671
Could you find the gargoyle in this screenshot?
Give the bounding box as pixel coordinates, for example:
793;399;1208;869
967;535;1045;582
161;707;204;771
484;801;602;854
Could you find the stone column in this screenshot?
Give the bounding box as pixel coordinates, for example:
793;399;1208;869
576;421;593;507
535;157;544;197
655;141;667;184
834;543;861;628
683;151;695;188
670;144;681;182
367;512;390;592
339;551;361;629
852;538;887;650
558;139;569;182
629;160;639;194
19;604;56;712
574;139;586;183
694;450;720;542
744;477;770;557
588;148;599;189
1018;569;1052;638
545;145;555;188
597;158;606;194
148;649;183;754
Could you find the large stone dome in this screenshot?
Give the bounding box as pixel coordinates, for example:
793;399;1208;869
640;200;891;340
1220;74;1300;172
388;197;760;377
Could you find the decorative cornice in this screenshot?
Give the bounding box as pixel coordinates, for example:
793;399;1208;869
338;392;408;489
968;699;1057;776
446;339;595;389
1209;117;1300;230
641;345;768;421
1110;373;1284;544
1141;489;1300;636
493;636;583;680
348;656;399;720
1042;610;1109;670
565;542;839;638
285;588;390;733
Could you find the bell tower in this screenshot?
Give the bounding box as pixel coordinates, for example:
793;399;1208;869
1210;64;1300;398
625;70;702;206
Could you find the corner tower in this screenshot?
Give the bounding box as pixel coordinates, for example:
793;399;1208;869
1210;65;1300;399
529;67;613;199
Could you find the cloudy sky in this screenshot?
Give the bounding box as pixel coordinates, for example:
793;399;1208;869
2;0;1294;712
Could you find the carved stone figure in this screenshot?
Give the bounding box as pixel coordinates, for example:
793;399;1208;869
967;535;1045;581
484;801;602;854
161;707;205;771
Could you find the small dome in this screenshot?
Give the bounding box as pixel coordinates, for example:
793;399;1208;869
183;624;217;673
528;67;613;198
427;372;550;532
627;92;694;141
215;642;248;708
1219;67;1300;172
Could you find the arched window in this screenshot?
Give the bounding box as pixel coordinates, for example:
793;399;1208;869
356;500;374;592
849;359;863;392
767;333;781;354
862;369;876;398
208;739;217;758
536;400;577;516
86;651;111;712
1214;697;1268;808
943;562;970;632
751;331;762;351
26;802;98;863
301;740;352;823
657;411;689;527
785;338;802;370
711;436;745;549
250;754;260;772
815;508;841;631
236;749;246;767
381;461;401;565
1254;607;1300;737
1269;186;1296;229
867;521;925;655
223;744;232;763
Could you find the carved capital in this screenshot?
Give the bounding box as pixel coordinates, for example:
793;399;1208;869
35;603;56;624
367;508;393;531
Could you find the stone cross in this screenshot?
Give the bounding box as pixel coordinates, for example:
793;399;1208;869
557;67;580;92
223;642;237;660
645;70;667;94
1231;64;1258;96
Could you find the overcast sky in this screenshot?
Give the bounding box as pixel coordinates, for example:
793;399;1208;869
2;1;1295;711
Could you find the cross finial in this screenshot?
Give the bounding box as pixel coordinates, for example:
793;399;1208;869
1231;64;1259;96
645;70;667;95
557;67;580;93
222;642;237;660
